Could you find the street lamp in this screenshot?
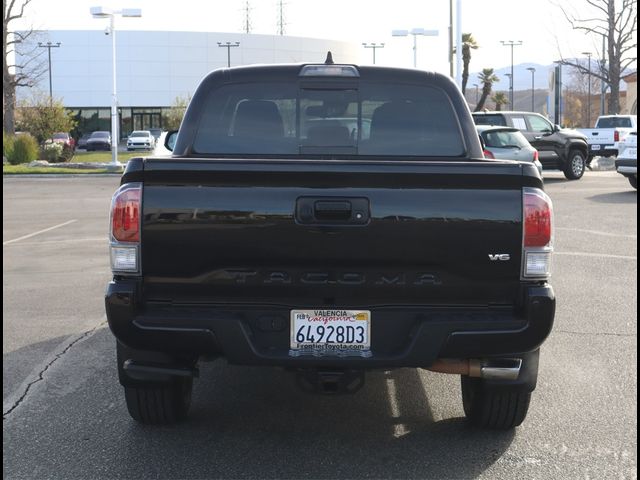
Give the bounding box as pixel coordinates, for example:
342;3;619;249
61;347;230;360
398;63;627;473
582;52;593;126
500;40;523;110
526;67;536;112
90;6;142;168
391;28;439;68
362;43;384;65
217;42;240;68
38;42;61;106
504;73;513;108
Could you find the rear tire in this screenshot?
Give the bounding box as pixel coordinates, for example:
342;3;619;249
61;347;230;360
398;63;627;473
117;341;194;424
461;376;531;430
629;176;637;189
124;377;193;425
563;150;586;180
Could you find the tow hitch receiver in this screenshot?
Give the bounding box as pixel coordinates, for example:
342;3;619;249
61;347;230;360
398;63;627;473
295;368;365;394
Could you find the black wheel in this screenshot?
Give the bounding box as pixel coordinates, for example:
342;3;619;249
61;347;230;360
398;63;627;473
124;377;193;424
563;150;586;180
117;342;194;424
461;376;531;430
629;176;637;189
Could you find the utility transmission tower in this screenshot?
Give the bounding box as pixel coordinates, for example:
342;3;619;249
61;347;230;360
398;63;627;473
277;0;287;36
243;1;252;34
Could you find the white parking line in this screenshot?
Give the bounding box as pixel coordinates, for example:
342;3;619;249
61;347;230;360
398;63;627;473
556;227;637;239
555;251;637;260
3;220;78;246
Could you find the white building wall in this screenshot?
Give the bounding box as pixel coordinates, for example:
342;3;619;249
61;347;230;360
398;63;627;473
18;30;359;108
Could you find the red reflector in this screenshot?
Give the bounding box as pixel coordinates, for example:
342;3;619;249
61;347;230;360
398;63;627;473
111;185;141;242
483;149;495;159
524;189;552;247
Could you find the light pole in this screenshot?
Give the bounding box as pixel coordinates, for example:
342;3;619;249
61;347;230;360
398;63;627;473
504;73;512;108
391;28;439;68
500;40;522;110
526;67;536;112
38;42;61;106
90;6;142;168
218;42;240;68
582;51;592;126
362;43;384;65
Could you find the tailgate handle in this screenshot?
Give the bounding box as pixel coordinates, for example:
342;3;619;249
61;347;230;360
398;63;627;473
295;197;369;225
314;201;352;220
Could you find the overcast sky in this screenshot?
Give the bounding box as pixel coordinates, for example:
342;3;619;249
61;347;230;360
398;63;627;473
14;0;632;74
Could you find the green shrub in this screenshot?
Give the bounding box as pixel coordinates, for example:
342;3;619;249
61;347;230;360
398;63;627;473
8;134;39;165
3;132;15;162
42;141;64;162
60;143;75;162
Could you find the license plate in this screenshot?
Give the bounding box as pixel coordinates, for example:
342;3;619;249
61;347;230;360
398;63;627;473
290;309;371;353
591;145;601;151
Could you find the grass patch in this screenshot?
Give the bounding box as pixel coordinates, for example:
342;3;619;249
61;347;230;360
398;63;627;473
71;151;147;163
3;165;111;174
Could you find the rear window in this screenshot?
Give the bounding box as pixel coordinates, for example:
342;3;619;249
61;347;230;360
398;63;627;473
472;114;507;127
596;117;634;128
482;129;530;149
192;82;465;157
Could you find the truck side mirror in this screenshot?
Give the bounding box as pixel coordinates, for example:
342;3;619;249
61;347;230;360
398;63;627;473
164;130;178;152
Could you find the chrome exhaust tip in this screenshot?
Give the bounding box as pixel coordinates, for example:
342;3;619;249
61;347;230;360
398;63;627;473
481;358;523;381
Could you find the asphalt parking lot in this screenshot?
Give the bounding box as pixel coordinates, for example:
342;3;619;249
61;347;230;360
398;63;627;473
3;171;637;479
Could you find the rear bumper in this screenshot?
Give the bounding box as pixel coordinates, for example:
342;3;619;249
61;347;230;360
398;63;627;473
106;280;555;369
616;158;637;176
589;144;617;157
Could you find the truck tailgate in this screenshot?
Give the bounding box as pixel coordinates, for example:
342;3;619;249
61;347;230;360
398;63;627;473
139;159;535;307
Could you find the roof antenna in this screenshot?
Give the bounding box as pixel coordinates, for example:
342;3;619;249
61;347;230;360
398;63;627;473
325;51;334;64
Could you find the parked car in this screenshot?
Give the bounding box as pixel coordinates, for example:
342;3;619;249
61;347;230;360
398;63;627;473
477;125;543;176
615;130;637;189
127;130;156;151
50;132;75;150
472;111;589;180
76;133;91;150
86;131;112;151
149;128;163;142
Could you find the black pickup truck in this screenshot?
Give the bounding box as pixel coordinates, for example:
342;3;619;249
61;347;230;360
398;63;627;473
106;58;556;430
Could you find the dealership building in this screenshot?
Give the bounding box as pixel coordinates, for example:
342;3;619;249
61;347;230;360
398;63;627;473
18;30;359;137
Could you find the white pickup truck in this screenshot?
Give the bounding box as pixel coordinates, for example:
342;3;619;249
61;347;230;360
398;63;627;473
615;131;637;189
578;115;637;161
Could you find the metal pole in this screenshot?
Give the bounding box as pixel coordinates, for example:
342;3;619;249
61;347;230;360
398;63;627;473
362;43;384;65
455;0;462;88
449;0;453;77
501;41;522;110
413;34;417;68
110;15;119;166
38;42;61;106
531;70;535;111
218;42;240;68
600;34;606;115
582;52;592;126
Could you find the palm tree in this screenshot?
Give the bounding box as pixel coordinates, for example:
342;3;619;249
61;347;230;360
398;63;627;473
474;68;500;112
452;33;479;95
492;92;508;111
461;33;478;95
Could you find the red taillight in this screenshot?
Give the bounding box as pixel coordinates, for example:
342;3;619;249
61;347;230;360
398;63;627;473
614;130;620;142
524;188;553;247
111;184;141;242
483;149;495;159
533;150;539;162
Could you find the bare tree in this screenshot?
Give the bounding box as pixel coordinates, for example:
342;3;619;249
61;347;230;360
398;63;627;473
554;0;637;115
3;0;45;134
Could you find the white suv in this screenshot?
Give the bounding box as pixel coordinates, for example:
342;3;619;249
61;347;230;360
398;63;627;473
615;131;637;189
127;130;156;151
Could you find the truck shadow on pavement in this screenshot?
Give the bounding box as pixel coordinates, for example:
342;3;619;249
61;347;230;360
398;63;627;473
3;328;515;480
587;190;638;204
